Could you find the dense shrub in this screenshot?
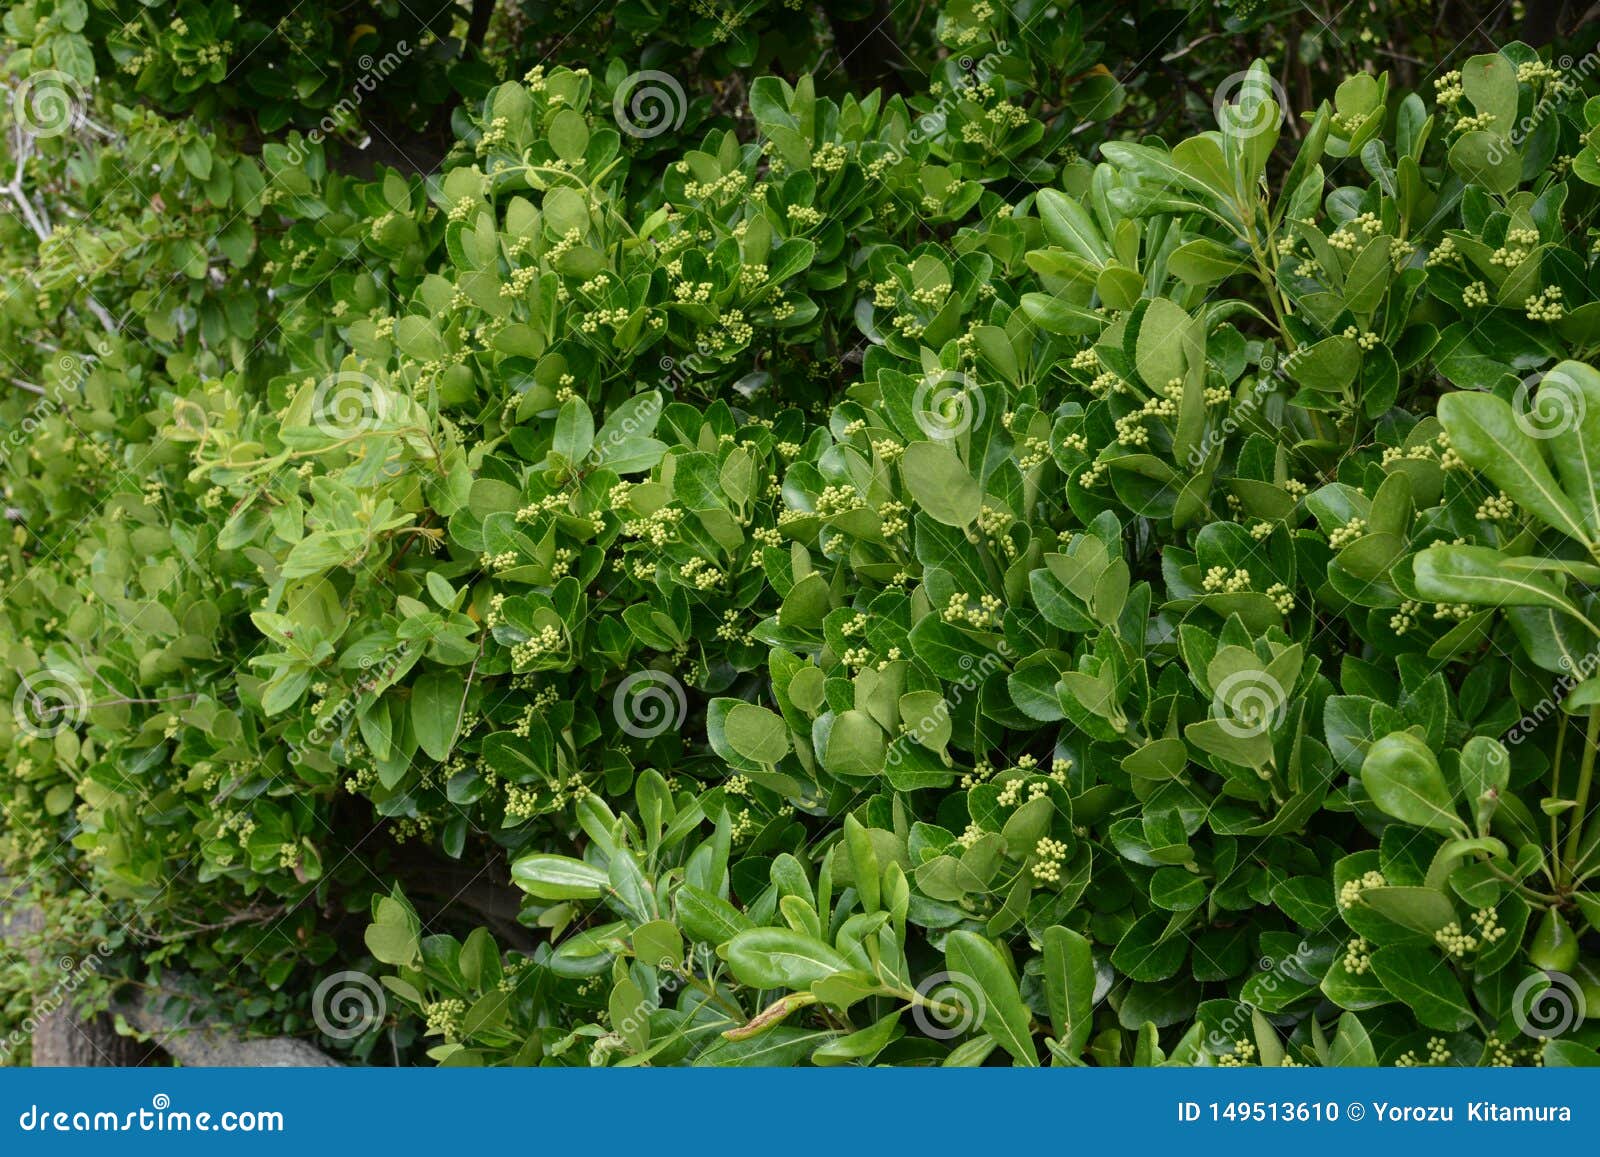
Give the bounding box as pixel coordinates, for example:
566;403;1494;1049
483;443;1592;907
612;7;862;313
6;0;1600;1068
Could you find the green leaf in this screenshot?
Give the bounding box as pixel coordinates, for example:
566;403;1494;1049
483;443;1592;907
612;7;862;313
1100;141;1229;207
723;702;791;765
1329;1011;1378;1066
1167;238;1250;286
510;854;609;899
1361;732;1463;834
363;922;420;968
1438;391;1592;546
723;928;852;989
1367;945;1475;1031
1448;131;1521;194
779;573;831;629
822;709;887;778
553;397;595;464
675;885;753;946
1540;361;1600;538
697;1027;837;1067
395;315;445;361
1359;886;1457;936
1460;53;1519;135
901;441;981;527
410;670;464;762
548;108;590;163
944;930;1038;1066
1042;925;1095;1058
1342;235;1392;315
1133;298;1190;392
810;1013;903;1065
1544;1040;1600;1066
1121;737;1188;780
1111;912;1186;981
1036;189;1108;265
1413;545;1588;622
1285;334;1359;393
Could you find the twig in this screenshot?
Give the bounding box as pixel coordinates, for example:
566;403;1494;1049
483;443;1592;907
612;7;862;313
139;904;291;943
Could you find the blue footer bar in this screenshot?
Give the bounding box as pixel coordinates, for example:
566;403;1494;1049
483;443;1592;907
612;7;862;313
2;1069;1596;1153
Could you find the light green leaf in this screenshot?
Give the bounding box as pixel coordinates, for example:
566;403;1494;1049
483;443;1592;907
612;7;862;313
1414;545;1588;624
724;702;791;765
1329;1011;1378;1066
1439;386;1591;546
901;441;980;527
723;928;852;989
1042;925;1095;1058
944;930;1038;1066
1540;361;1600;538
1361;732;1463;834
1036;189;1108;265
510;853;609;899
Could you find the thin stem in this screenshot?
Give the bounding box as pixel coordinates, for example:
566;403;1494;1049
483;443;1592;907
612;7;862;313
1551;712;1567;886
1245;223;1296;352
1483;862;1561;905
1562;704;1600;875
82;693;200;709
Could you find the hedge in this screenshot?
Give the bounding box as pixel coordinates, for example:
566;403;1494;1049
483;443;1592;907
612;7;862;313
4;0;1600;1068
